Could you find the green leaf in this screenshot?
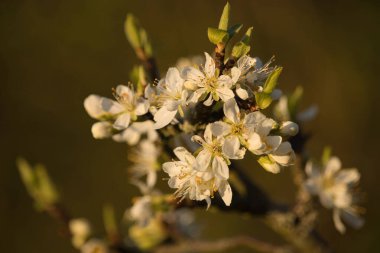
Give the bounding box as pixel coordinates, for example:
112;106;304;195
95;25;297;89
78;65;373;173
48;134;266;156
139;28;153;57
227;23;243;38
17;158;38;198
255;92;273;109
321;146;332;166
125;14;141;49
263;67;283;93
218;2;231;30
103;204;118;237
231;27;253;58
34;164;59;205
207;27;229;45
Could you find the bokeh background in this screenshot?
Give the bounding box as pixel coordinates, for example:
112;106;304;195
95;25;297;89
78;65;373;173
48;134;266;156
1;0;379;252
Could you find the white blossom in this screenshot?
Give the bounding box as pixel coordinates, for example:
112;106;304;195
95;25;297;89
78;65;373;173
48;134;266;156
81;239;109;253
129;195;153;227
230;55;257;100
305;156;364;233
184;52;234;106
247;112;282;155
84;85;149;134
112;120;158;145
153;68;188;129
210;98;256;147
128;140;160;188
163;147;214;207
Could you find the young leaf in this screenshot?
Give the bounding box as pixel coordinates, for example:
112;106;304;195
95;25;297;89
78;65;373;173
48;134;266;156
218;2;231;30
288;86;303;118
255;92;273;109
263;67;283;93
125;14;142;49
231;27;253;58
207;27;229;45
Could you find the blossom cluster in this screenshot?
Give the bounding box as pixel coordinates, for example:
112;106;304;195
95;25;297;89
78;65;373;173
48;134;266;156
84;52;298;208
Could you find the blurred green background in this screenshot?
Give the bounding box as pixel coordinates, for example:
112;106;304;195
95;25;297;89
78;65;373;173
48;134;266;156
1;0;379;252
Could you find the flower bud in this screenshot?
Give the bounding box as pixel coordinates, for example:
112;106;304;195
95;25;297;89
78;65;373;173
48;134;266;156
280;121;299;136
91;122;112;139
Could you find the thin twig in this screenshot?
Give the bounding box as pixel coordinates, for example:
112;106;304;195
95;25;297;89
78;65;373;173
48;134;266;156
154;235;291;253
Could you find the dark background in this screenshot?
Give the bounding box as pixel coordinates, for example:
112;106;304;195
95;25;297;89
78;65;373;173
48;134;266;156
1;0;379;252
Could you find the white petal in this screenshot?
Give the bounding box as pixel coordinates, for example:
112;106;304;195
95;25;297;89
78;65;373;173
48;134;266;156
333;209;346;234
113;113;131;130
341;209;364;229
280;121;299;136
210;121;230;137
325;157;342;178
212;156;229;179
174;147;196;165
245;111;266;125
91;122;112;139
336;169;360;185
265;136;282;153
182;66;204;84
270;142;295;166
166;67;183;91
121;126;141;145
223;98;239;123
203;93;214;106
116;85;133;98
297;105;318;122
218;181;232;206
217;87;234;102
196;149;212;171
236;86;249;100
218;75;233;88
237;55;256;74
204;124;213;143
230;67;241;83
135;98;150;116
247;132;264;152
223;136;242;159
188;89;205;104
204;52;216;78
84;95;104;119
153;107;177;129
146;171;157;188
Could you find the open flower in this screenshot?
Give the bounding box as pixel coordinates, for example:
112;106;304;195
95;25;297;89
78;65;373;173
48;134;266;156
84;85;149;132
230;55;257;100
210;98;258;148
111;85;150;129
184;52;234;106
247;112;282;155
192;124;246;180
153;68;188;129
305;156;364;233
257;142;295;174
128;140;160;189
129;195;153;227
163;147;214;207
